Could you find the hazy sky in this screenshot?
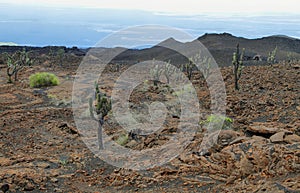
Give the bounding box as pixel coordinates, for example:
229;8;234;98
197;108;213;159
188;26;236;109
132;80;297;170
4;0;300;15
1;0;300;47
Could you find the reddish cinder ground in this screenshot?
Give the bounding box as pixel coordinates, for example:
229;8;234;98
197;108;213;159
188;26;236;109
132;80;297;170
0;60;299;192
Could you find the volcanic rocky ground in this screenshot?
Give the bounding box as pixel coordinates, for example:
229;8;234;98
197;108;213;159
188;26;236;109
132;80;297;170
0;51;300;192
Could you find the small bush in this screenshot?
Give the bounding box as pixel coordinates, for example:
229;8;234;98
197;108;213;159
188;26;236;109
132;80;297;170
199;114;233;131
205;114;233;124
116;134;129;146
29;72;59;88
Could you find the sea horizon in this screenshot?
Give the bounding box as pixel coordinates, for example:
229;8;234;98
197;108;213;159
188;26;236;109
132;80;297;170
1;3;300;48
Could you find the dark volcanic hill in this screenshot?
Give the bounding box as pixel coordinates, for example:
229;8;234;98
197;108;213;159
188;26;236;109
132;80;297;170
1;33;300;67
112;38;188;65
113;33;300;66
198;33;300;66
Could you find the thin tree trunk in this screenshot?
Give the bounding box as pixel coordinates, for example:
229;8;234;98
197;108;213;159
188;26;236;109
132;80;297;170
7;66;15;83
234;72;238;90
98;119;104;150
14;69;18;81
234;66;239;90
7;75;12;83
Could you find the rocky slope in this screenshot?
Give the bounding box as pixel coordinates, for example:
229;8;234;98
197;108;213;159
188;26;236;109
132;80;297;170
0;56;299;192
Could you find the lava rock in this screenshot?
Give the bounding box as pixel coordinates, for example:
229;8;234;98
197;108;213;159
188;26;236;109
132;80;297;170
270;132;285;143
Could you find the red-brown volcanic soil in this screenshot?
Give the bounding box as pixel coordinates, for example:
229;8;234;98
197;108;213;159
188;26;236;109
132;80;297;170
0;60;299;192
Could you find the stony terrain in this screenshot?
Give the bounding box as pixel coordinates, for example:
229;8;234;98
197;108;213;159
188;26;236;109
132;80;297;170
0;51;299;193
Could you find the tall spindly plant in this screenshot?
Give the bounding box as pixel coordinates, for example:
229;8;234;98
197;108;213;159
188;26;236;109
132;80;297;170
5;48;33;83
232;44;244;90
89;82;111;150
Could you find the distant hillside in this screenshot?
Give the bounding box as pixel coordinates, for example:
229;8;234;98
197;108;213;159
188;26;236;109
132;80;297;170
0;46;86;56
111;33;300;66
111;38;188;65
198;33;300;66
1;33;300;67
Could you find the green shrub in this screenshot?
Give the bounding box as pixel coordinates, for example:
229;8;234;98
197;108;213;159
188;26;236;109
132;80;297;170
116;134;129;146
205;114;233;124
199;114;233;131
29;72;59;88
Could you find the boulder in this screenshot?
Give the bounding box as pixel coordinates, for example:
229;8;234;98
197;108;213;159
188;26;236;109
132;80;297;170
284;134;300;144
248;124;279;135
270;132;285;143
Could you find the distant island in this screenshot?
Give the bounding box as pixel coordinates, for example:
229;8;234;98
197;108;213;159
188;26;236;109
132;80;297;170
0;42;18;46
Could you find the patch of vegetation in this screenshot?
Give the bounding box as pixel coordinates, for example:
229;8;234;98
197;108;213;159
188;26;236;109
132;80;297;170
59;158;69;166
29;72;59;88
189;53;212;79
232;44;244;90
116;133;129;146
286;51;300;66
56;48;65;66
163;61;175;84
150;61;163;86
184;60;195;80
89;82;112;150
199;114;233;131
267;46;277;65
5;48;33;83
172;84;194;97
47;93;57;100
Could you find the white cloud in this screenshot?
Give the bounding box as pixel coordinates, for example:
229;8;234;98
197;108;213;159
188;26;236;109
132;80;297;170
93;28;116;33
0;20;33;23
5;0;300;15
